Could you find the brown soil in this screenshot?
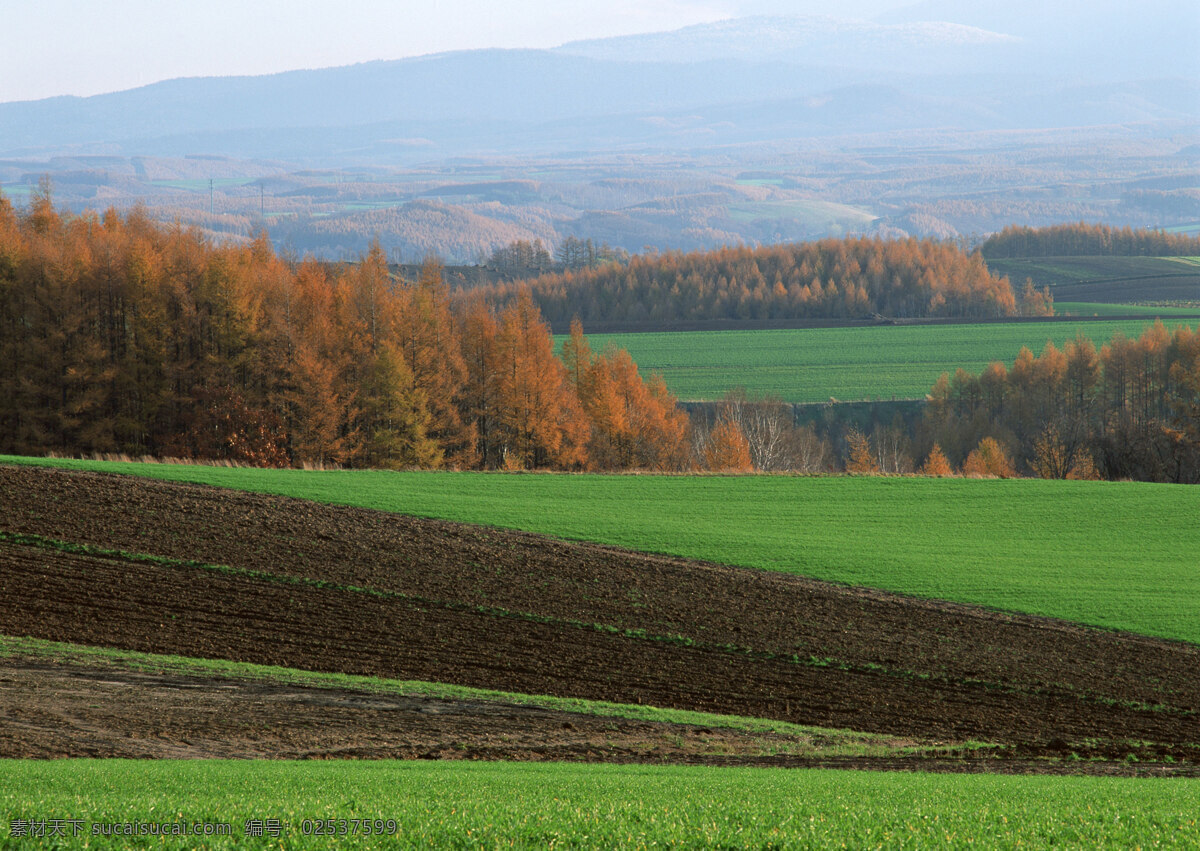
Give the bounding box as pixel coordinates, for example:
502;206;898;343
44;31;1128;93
3;657;1193;776
0;656;881;764
1;464;1198;768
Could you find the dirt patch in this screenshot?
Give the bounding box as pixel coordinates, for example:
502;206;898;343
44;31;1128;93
0;656;859;763
2;657;1193;776
1;464;1198;767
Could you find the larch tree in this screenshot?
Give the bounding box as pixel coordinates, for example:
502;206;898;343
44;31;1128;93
394;256;477;467
703;418;753;473
338;241;441;469
455;291;503;467
493;290;588;469
919;443;954;477
282;259;350;465
582;346;690;471
844;427;879;474
962;436;1017;478
352;344;440;470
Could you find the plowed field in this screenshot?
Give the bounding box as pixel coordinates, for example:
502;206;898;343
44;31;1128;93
2;465;1198;768
3;656;910;765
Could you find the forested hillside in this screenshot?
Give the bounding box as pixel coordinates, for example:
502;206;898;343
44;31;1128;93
982;223;1200;258
479;239;1046;324
5;195;1200;480
0;196;689;471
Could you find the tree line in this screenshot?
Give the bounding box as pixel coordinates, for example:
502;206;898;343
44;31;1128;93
981;223;1200;258
484;237;628;277
477;238;1043;325
4;195;1197;481
0;195;689;471
692;316;1200;485
919;321;1200;483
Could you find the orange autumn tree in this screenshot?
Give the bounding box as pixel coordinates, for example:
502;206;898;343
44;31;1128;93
493;291;589;469
0;198;706;473
479;237;1022;324
282;259;351;465
337;243;440;469
393;256;477;467
962;436;1017;478
704;418;753;473
456;291;504;467
919;443;955;477
563;318;691;471
844;427;879;474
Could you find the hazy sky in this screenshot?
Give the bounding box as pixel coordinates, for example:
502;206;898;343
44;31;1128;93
1;0;913;103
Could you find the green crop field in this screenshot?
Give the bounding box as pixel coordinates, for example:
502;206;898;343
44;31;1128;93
985;255;1200;287
148;178;257;192
984;256;1200;305
1055;302;1200;317
725;199;876;229
561;319;1194;402
343;200;407;211
1;760;1196;848
8;458;1199;645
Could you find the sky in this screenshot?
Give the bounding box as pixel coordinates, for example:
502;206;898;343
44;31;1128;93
0;0;914;103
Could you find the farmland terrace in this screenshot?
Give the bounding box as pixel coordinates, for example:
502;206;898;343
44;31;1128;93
1;464;1197;773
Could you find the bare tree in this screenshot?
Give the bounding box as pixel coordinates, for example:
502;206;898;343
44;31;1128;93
872;422;914;474
789;424;832;473
717;388;798;472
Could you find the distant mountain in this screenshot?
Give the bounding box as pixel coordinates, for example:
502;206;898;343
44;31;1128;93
0;13;1195;164
0;51;843;157
557;15;1018;73
879;0;1200;81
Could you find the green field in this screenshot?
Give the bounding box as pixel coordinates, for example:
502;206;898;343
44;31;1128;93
563;319;1194;402
734;177;787;187
343;200;407;211
985;255;1200;287
984;255;1200;305
8;458;1199;645
725;199;876;229
1055;302;1200;317
3;760;1197;849
149;178;257;192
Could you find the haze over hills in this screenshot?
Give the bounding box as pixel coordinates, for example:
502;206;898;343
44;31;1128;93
0;10;1195;260
556;15;1020;73
879;0;1200;81
1;9;1196;162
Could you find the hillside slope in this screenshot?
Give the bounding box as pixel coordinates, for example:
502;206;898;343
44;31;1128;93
2;465;1197;764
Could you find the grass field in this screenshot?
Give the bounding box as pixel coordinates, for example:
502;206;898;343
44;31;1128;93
984;256;1200;305
2;760;1196;848
1055;302;1200;316
563;319;1195;402
985;255;1200;287
8;457;1199;645
148;178;257;192
725;199;876;230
